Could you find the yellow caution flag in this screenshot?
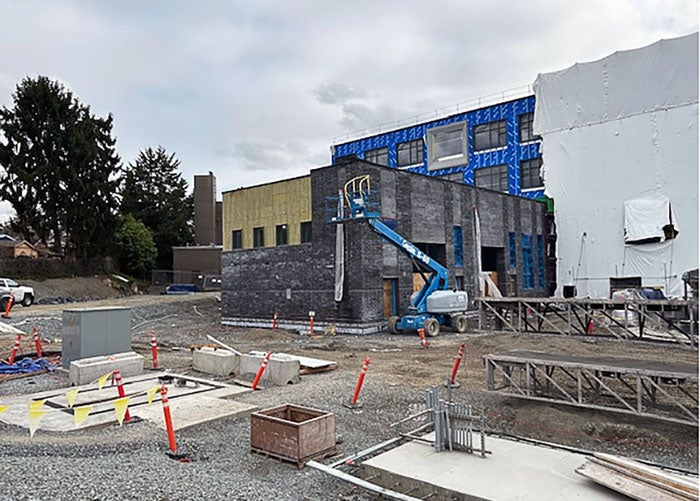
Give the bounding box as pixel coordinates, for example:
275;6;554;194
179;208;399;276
0;405;7;414
113;397;130;426
29;399;46;411
97;372;112;390
73;405;92;427
65;388;79;408
28;408;48;437
147;385;160;405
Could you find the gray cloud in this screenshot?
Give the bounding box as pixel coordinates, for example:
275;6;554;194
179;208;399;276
0;0;696;201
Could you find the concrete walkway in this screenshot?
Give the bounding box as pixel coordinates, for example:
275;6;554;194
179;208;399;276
363;433;627;500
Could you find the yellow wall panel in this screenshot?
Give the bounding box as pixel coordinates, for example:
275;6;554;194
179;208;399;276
222;175;311;251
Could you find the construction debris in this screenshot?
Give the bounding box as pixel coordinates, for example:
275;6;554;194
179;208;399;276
576;453;699;500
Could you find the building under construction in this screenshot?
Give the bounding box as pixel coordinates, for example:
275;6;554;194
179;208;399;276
221;160;552;333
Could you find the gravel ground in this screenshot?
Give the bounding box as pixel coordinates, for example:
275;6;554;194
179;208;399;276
0;293;697;500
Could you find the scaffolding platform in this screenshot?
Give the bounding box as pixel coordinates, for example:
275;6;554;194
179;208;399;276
475;297;698;346
483;350;698;425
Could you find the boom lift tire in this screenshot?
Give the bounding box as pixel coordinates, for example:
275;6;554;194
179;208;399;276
423;318;440;337
451;314;467;333
388;316;399;334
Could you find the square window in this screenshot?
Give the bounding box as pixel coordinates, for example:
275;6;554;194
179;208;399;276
427;122;467;170
474;164;509;192
520;158;543;190
253;227;265;248
397;139;424;168
364;147;388;166
275;224;288;246
231;230;243;250
300;221;312;243
473;120;507;151
518;113;540;143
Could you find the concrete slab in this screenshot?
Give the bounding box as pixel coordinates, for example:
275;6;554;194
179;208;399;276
0;372;252;433
136;395;256;431
193;346;239;376
240;353;300;385
69;352;144;386
362;434;626;500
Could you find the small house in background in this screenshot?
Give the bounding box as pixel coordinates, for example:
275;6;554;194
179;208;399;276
33;241;62;259
0;240;38;259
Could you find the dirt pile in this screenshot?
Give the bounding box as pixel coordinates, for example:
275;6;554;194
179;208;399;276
22;276;125;303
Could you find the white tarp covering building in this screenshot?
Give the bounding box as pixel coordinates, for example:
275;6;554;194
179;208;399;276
533;33;698;298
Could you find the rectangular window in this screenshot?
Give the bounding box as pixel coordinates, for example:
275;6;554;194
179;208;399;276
521;234;534;290
231;230;243;250
473;120;507;151
508;232;516;269
518;112;540;143
455;275;464;290
253;227;265;248
397;139;424;168
364;147;388;166
300;221;312;243
453;226;464;267
427;122;467;170
475;164;509;192
520;158;543;190
275;224;288;246
537;235;545;290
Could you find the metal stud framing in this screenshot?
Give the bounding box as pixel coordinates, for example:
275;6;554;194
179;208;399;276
483;351;698;425
476;297;697;347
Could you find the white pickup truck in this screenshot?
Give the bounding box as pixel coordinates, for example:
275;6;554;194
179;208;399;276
0;278;34;306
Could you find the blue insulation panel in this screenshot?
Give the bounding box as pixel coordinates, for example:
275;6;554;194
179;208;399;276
332;96;544;199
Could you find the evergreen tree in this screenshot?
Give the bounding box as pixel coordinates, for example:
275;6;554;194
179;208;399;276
121;146;193;269
0;76;121;259
114;214;157;278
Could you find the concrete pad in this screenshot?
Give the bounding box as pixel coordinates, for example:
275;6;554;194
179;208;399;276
240;353;300;385
0;372;251;433
362;433;624;500
69;352;144;386
135;395;256;431
193;346;239;376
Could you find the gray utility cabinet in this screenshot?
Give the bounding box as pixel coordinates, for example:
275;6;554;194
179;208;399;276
61;307;131;368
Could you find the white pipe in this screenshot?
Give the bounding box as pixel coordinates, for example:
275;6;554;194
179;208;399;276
205;334;242;356
306;461;422;501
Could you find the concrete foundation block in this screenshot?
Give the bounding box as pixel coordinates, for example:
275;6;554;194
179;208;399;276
240;353;300;385
69;351;144;386
193;347;240;376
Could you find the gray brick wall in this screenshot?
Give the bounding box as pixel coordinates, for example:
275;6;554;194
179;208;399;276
222;160;548;327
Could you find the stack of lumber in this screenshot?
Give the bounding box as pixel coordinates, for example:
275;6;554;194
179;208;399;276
576;453;698;500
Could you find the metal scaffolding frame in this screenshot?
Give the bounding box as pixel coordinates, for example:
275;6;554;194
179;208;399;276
483;350;698;426
476;297;697;346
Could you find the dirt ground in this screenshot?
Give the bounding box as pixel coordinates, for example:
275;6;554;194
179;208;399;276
0;284;698;475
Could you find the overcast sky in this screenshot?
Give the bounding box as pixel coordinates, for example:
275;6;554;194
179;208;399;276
0;0;697;204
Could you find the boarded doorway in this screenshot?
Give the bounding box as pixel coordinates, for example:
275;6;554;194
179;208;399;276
383;278;398;318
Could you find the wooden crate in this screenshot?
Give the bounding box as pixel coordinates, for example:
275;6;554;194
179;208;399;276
250;404;336;467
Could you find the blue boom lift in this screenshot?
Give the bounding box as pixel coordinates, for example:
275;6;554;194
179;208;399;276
330;175;468;336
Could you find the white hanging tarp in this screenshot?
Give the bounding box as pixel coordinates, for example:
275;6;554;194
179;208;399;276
623;194;676;244
533;33;698;298
334;224;344;302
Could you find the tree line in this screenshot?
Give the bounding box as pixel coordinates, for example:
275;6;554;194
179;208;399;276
0;76;194;278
